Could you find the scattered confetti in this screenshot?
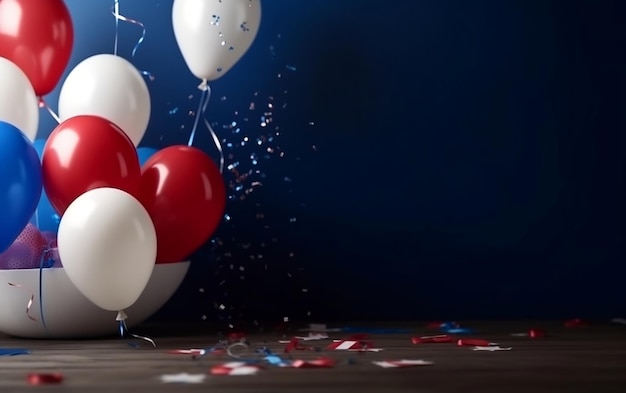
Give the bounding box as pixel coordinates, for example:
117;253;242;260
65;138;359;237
185;32;316;330
210;362;261;376
328;340;373;351
456;339;495;347
443;327;474;334
0;348;30;356
26;373;63;385
159;372;206;384
166;349;207;356
291;358;335;368
472;346;513;352
372;360;434;368
411;334;454;344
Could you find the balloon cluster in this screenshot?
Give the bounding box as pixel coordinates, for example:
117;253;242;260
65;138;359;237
0;0;260;319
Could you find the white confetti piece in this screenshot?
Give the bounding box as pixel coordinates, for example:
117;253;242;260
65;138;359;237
159;372;206;384
373;359;434;368
472;346;513;351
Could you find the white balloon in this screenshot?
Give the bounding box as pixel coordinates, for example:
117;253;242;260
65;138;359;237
0;57;39;141
172;0;261;82
58;54;151;147
57;187;157;312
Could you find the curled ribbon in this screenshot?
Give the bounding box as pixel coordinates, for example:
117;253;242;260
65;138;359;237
111;0;154;81
7;282;37;322
187;83;225;174
117;310;156;347
6;240;58;334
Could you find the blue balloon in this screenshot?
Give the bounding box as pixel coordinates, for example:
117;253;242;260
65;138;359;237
137;147;158;166
0;122;43;252
29;138;60;234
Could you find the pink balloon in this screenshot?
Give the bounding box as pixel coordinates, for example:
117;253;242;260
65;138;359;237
0;224;46;269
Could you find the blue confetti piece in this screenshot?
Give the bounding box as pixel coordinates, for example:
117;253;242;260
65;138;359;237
443;328;474;334
0;348;30;356
439;322;459;330
264;355;289;366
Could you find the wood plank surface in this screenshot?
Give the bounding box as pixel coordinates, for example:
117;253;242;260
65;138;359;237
0;320;624;392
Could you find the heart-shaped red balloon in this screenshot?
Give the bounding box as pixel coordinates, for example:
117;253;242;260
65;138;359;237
42;115;142;215
139;146;226;263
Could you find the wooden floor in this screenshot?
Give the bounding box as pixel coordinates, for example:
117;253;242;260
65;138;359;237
0;320;624;392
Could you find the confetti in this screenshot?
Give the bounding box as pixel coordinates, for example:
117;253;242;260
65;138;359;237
411;334;454;344
291;358;335;368
166;349;206;356
158;373;206;384
210;362;261;376
443;327;474;334
190;32;316;330
456;339;495;347
372;360;434;368
472;346;513;351
26;373;63;385
0;348;30;356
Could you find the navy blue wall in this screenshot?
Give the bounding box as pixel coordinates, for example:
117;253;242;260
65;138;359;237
43;0;626;323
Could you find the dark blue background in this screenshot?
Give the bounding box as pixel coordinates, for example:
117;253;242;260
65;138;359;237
42;0;625;323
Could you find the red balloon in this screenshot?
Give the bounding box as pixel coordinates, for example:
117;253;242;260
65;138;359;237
0;0;74;96
42;115;141;215
140;146;226;263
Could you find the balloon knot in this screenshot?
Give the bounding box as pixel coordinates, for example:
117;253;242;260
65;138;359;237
116;310;128;321
198;79;209;91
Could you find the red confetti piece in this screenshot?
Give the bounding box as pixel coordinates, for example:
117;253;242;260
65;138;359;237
27;373;63;385
411;334;453;344
291;357;335;368
284;337;315;353
328;340;374;350
528;329;545;338
167;349;206;356
457;338;490;347
373;359;434;368
210;362;261;376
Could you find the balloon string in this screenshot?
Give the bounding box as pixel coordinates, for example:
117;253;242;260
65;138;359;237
113;0;119;55
38;97;60;124
187;84;225;174
118;319;156;347
34;208;40;232
111;0;154;81
37;243;54;337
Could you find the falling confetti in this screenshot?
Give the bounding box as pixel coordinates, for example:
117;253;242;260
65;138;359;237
166;32;318;331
